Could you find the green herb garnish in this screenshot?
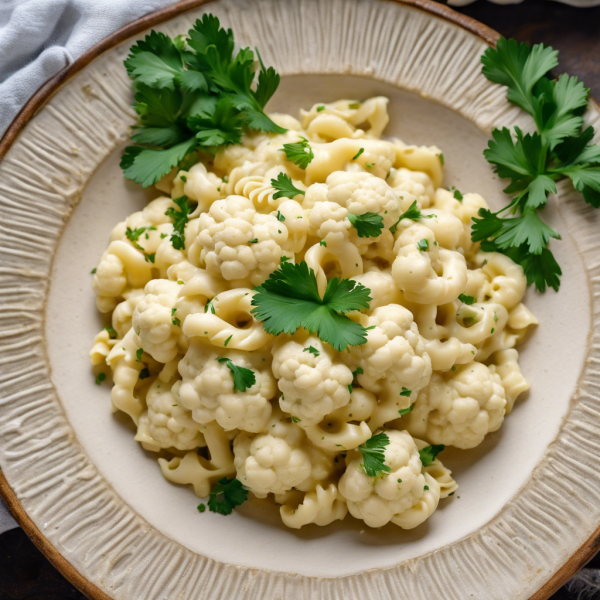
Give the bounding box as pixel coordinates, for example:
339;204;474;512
208;477;248;515
121;16;285;187
359;433;391;478
347;212;384;238
250;261;372;352
271;173;305;199
216;357;255;392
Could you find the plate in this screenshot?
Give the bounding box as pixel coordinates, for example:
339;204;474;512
1;0;600;598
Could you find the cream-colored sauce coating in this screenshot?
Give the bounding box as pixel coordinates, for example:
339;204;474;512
90;98;535;530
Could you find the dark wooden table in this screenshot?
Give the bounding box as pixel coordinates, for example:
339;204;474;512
1;1;600;598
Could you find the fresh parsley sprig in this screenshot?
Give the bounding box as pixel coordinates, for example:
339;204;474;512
280;137;314;169
208;477;248;515
476;37;600;292
359;432;391;478
165;195;192;250
216;357;256;392
418;444;445;467
121;15;286;187
389;200;435;234
250;261;372;351
347;212;384;238
271;173;305;199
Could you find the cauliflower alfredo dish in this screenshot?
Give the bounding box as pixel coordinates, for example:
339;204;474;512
90;16;537;531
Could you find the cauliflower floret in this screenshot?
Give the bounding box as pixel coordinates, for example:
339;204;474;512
233;409;335;497
191;195;288;285
338;429;439;529
387;168;435;208
170;162;222;211
303;171;413;254
174;339;276;432
306;198;351;245
133;279;182;363
323;171;403;228
135;377;204;451
346;304;432;428
272;336;354;425
112;289;145;339
404;362;506;449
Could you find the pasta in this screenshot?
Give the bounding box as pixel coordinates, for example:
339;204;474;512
91;97;535;531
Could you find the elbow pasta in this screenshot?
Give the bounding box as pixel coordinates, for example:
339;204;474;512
91;97;535;531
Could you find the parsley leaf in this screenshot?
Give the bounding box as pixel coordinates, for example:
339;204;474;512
165;195;192;250
95;372;106;385
399;387;412;397
104;326;118;339
458;293;476;305
478;37;600;292
359;433;391;478
121;138;197;188
208;477;248;515
398;404;414;416
216;357;256;392
352;148;364;161
416;238;429;251
389;200;433;234
347;212;384;238
280;137;314;169
121;15;285;187
303;346;320;357
251;261;372;351
418;444;445;467
125;31;187;91
271;173;305;199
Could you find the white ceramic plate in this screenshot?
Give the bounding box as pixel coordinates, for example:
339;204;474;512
1;1;600;598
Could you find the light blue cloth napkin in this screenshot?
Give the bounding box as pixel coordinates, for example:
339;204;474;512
0;0;181;530
0;0;180;137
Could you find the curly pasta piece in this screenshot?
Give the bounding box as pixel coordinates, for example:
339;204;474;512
301;97;390;141
391;139;443;188
158;422;235;498
466;252;527;310
278;483;348;528
90;328;117;366
183;288;269;351
392;223;467;305
432;189;488;256
112;289;145;339
489;349;530;414
171;163;222;211
105;329;147;424
351;271;404;310
305;139;397;183
304;241;363;296
301;388;376;452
